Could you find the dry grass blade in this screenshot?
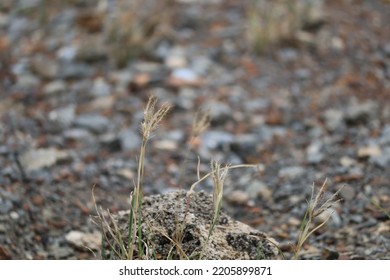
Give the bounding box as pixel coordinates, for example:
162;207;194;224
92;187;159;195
294;179;343;259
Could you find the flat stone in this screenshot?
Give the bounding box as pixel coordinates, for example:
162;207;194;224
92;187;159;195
109;191;278;259
19;148;71;172
73;114;110;134
357;145;381;159
119;128;141;151
0;199;12;214
339;185;356;201
65;230;101;251
226;190;250;205
43;80;67;96
345;100;378;124
63;128;93;141
247;180;272;200
48;105;76;129
323;109;344;131
278;166;305;179
200;131;234;150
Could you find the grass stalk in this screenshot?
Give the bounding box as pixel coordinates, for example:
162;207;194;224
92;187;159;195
293;179;342;259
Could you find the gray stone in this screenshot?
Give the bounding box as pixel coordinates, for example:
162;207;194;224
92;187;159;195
31;56;59;79
0;199;12;214
15;74;40;89
203;101;232;124
323;109;344;131
60;62;94;79
379;125;390;145
171;68;199;82
339;185;356;201
108;191;278;259
294;68;311;80
230;134;259;159
119;128;141;151
369;147;390;169
91;77;111;97
306;140;324;164
247;180;272;200
73;114;110;134
43;80;67;96
226;190;250;205
345;100;378;124
19;148;71;172
48;105;76;129
278;166;305;179
191;56;212;76
176;88;197;110
57;45;77;61
201;131;234;150
63;128;93;141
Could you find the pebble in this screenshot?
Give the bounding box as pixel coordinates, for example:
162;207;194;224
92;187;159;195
73;114;110;134
306;140;324;164
379;125;390;145
175;88;197;110
191;56;212;76
230;134;259;159
65;230;101;251
0;200;12;214
15;73;40;89
357;145;381;159
200;131;234;150
340;156;357;167
91;77;111;97
99;133;121;152
203;101;233;124
57;45;78;61
19;148;71;172
225;190;249;205
322;109;344;131
60;62;94;79
32;56;59;79
369;147;390;169
345;100;378;124
172;68;199;83
43;80;67;96
246;180;272;200
119;128;141;151
339;185;356;201
48;105;76;129
63;128;93;141
278;166;305;179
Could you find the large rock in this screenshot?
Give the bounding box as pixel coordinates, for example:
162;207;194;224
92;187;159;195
107;191;278;260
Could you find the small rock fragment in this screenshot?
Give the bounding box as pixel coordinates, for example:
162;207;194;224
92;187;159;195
65;230;101;251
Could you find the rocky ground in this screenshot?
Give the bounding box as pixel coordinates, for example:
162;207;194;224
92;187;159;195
0;0;389;260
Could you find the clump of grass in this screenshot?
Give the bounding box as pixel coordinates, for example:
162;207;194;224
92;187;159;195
94;96;170;259
129;96;171;259
293;179;342;259
104;0;175;67
369;196;390;220
245;0;325;54
198;161;230;259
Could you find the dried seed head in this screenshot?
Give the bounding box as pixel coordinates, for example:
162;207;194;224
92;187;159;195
192;110;211;138
141;96;171;141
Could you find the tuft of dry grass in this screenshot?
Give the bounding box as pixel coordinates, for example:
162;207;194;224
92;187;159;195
293;179;342;259
93;95;171;260
104;0;176;67
245;0;325;54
